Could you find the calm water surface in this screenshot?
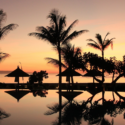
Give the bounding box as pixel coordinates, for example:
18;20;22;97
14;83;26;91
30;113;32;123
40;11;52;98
0;73;125;124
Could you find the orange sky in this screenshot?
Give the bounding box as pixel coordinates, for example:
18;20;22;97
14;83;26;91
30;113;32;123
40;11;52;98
1;0;125;73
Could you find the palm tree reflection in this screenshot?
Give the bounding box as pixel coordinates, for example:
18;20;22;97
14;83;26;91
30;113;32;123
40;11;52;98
0;108;10;120
31;89;48;97
45;99;125;125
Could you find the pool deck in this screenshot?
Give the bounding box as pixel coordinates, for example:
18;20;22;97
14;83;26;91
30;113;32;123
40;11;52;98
0;83;125;91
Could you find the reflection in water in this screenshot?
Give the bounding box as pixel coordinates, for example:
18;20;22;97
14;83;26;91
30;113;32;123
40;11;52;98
45;101;69;115
45;98;125;125
31;89;48;97
28;85;48;97
0;108;10;121
5;88;30;102
4;84;48;102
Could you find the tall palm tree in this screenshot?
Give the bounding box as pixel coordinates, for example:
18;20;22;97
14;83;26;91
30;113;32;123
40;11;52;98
87;33;115;81
45;43;82;91
29;9;88;114
0;9;18;40
87;33;115;102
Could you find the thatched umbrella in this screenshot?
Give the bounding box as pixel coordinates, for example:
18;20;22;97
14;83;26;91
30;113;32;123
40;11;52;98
5;66;29;86
57;67;82;77
57;67;82;91
83;69;102;83
5;89;30;102
56;91;83;102
83;70;103;96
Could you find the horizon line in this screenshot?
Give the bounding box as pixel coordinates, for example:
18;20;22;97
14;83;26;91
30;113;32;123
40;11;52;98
0;70;58;74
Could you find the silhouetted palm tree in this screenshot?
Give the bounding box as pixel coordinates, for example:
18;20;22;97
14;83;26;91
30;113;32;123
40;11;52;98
87;32;114;57
87;33;115;102
45;43;82;91
0;9;18;40
87;33;115;80
45;100;84;125
29;9;88;113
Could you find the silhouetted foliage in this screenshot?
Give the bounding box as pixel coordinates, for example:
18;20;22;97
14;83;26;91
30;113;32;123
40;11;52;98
29;70;48;84
87;32;115;57
46;43;83;91
44;101;69;115
0;9;18;62
45;43;83;71
87;33;115;104
47;99;119;125
31;89;48;97
29;9;88;48
0;9;18;40
82;52;115;74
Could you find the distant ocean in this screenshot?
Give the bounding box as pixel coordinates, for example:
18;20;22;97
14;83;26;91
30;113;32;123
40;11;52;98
1;72;125;84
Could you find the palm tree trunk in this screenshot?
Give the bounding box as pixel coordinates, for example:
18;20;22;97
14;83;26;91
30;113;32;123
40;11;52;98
112;71;115;101
102;50;105;104
58;43;62;125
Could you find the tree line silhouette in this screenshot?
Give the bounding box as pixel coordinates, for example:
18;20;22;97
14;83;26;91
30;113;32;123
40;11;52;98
44;98;125;125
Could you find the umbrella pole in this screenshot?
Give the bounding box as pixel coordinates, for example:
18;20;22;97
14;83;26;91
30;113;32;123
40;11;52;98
16;77;19;91
18;77;19;89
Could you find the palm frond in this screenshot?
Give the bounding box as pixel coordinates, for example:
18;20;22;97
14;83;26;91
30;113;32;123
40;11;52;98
103;38;115;50
0;24;18;39
29;32;57;46
36;26;47;32
66;20;78;33
74;47;81;57
87;43;101;50
61;43;83;69
62;30;87;44
95;34;103;46
60;20;78;40
0;9;6;28
29;32;48;40
103;32;110;44
58;16;66;35
44;101;68;115
45;57;67;68
87;39;98;45
103;40;112;50
48;9;59;33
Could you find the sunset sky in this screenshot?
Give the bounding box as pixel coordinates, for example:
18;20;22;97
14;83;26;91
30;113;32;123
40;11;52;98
1;0;125;73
